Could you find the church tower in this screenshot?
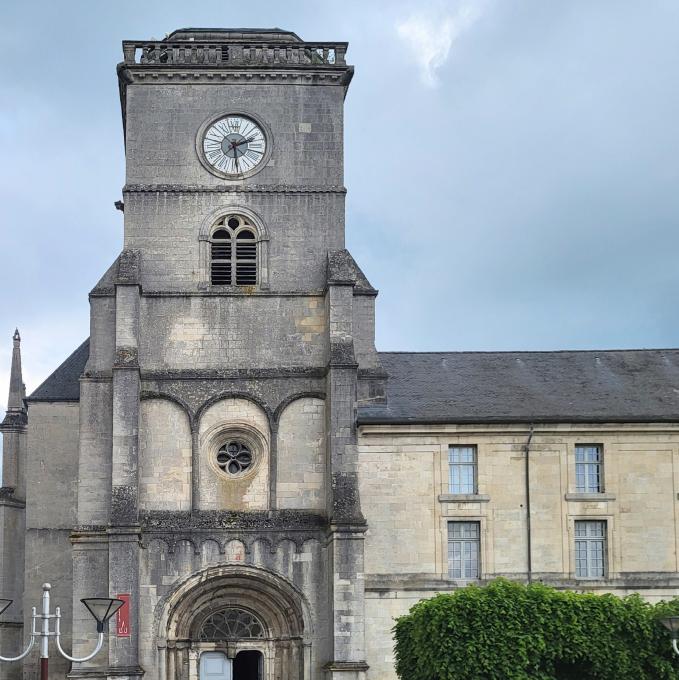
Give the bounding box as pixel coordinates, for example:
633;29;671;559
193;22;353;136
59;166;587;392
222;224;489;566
68;28;381;680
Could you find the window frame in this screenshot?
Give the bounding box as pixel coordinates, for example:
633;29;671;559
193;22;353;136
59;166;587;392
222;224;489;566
447;520;481;580
199;207;270;290
209;215;258;287
574;444;604;494
448;445;478;495
574;519;608;579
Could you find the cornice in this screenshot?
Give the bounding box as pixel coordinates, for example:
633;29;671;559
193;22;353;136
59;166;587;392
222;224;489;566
121;68;350;87
0;410;27;430
0;487;25;509
141;367;327;381
357;422;679;435
140;509;327;531
123;183;346;194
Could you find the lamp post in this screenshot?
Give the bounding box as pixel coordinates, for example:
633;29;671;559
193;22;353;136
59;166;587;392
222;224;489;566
659;616;679;657
0;583;123;680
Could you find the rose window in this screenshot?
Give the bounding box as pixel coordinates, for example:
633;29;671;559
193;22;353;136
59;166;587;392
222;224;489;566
216;441;253;475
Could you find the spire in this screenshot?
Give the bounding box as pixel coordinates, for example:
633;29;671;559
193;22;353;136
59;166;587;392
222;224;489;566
6;329;26;412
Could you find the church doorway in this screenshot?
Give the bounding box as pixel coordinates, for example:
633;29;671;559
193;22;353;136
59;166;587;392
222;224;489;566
160;565;310;680
198;650;263;680
233;650;263;680
199;652;232;680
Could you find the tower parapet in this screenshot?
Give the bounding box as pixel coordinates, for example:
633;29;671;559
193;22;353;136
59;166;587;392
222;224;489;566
120;28;348;69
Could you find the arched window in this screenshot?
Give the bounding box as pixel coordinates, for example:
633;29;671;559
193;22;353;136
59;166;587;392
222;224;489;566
198;608;265;640
210;215;257;285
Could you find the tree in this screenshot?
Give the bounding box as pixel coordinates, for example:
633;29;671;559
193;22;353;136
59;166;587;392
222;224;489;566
393;578;679;680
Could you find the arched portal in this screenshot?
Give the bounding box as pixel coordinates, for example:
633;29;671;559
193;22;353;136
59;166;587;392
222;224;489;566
158;565;311;680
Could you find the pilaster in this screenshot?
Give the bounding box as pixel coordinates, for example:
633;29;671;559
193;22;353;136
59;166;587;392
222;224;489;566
68;530;110;679
324;252;368;678
110;251;143;678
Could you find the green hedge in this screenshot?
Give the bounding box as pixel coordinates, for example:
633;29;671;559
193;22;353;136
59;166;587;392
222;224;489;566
393;579;679;680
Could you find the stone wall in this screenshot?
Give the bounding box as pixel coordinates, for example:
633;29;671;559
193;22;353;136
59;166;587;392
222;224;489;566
139;398;192;511
276;397;325;510
359;422;679;679
125;83;344;187
23;402;80;680
138;295;327;370
124;192;346;292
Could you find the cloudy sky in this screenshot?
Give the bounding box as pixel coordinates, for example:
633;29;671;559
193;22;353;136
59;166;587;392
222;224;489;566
1;0;679;413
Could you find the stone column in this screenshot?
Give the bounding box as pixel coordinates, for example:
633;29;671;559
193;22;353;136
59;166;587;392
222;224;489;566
184;646;196;680
166;644;176;680
191;428;200;512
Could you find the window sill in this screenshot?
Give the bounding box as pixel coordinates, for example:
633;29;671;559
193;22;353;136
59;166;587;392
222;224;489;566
439;494;490;503
565;493;616;502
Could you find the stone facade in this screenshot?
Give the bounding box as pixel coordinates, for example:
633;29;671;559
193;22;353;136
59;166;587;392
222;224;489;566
1;26;679;680
359;423;679;677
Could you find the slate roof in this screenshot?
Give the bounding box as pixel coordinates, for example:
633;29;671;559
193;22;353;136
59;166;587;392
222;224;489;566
27;339;89;402
358;350;679;424
26;341;679;423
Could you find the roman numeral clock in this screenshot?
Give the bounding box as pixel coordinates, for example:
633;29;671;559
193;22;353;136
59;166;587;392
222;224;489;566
197;112;271;179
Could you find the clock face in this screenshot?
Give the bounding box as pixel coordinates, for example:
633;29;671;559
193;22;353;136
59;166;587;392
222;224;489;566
202;115;267;176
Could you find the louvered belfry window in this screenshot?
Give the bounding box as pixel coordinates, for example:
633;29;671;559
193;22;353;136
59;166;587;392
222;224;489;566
210;215;257;286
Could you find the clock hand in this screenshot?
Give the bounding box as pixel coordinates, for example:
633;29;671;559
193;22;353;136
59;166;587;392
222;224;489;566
232;136;256;148
228;139;241;159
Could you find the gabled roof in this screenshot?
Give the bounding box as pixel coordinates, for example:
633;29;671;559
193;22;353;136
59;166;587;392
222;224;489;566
357;350;679;424
26;341;679;423
27;340;89;402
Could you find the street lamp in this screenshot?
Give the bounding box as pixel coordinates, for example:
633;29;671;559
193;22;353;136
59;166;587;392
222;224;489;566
659;616;679;656
0;583;123;680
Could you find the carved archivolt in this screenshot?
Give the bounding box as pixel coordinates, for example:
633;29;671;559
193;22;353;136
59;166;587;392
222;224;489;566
156;564;312;644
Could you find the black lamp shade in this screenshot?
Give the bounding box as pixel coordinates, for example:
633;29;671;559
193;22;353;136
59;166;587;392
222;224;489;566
0;599;12;617
660;616;679;638
81;598;124;631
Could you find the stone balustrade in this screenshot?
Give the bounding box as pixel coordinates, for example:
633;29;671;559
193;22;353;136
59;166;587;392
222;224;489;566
122;41;347;67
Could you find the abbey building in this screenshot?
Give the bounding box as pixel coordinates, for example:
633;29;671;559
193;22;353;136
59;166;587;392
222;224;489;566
2;27;679;680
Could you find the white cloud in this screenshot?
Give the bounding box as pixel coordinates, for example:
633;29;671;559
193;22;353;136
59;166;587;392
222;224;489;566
396;2;485;87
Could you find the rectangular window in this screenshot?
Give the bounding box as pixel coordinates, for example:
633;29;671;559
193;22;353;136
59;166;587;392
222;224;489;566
448;521;480;579
575;444;603;493
574;520;607;578
448;445;477;494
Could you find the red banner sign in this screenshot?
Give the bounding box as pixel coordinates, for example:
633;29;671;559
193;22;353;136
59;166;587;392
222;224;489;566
116;593;131;637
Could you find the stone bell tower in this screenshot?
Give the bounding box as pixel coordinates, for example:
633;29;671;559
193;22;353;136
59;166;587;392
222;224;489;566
70;28;382;680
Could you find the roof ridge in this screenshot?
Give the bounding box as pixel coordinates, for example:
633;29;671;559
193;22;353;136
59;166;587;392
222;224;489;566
378;348;679;356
